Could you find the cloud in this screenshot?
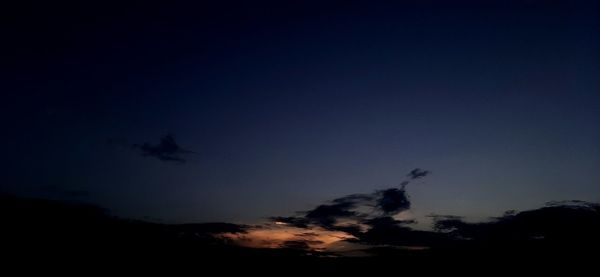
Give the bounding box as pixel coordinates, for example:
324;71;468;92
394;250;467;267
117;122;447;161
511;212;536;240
431;201;600;245
429;215;467;233
305;201;362;228
294;232;319;238
270;216;311;228
376;188;410;215
223;168;521;252
132;134;196;163
289;169;423;231
407;168;429;180
281;240;311;250
332;193;375;204
357;216;414;244
281;239;325;250
217;224;354;250
261;168;429;249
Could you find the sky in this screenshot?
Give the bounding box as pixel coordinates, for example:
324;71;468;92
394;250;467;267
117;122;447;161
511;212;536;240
2;0;599;227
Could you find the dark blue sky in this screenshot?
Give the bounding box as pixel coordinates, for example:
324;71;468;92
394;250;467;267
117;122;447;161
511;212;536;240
2;0;599;225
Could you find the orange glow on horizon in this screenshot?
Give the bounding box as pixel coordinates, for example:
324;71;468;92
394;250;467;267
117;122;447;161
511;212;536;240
217;224;355;251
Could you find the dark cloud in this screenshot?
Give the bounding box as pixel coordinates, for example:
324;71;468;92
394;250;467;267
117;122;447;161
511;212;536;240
407;168;430;180
281;239;324;250
294;232;319;238
331;224;364;236
359;216;412;243
132;134;196;163
265;169;431;248
301;193;377;228
270;169;429;234
429;215;467;233
332;194;375;205
357;216;445;247
432;201;600;245
376;188;410;215
265;168;526;251
305;202;361;227
363;216;409;230
298;182;413;229
545;200;595;208
270;216;311;228
281;240;311;250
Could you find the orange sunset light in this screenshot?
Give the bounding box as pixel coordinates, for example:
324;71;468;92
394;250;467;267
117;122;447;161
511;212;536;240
218;224;356;251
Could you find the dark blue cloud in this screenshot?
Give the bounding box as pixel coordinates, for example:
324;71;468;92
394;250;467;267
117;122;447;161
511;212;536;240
407;168;430;180
272;169;428;234
133;134;196;163
376;188;410;215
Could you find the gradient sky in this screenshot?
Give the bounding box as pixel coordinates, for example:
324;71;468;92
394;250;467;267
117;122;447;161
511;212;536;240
3;0;599;226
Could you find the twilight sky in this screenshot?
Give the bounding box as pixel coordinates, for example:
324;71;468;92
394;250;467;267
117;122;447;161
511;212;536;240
2;0;599;226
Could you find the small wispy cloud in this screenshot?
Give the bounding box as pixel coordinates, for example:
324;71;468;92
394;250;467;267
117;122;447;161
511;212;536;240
407;168;429;180
131;134;197;163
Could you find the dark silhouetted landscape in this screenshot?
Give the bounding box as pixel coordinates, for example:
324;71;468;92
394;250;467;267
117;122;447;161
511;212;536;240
3;191;599;273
